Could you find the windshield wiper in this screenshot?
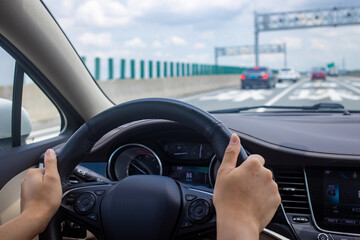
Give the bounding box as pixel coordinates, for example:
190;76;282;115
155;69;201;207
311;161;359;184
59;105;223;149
209;103;351;115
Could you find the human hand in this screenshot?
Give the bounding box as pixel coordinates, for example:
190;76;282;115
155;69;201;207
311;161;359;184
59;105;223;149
20;149;62;233
213;134;281;240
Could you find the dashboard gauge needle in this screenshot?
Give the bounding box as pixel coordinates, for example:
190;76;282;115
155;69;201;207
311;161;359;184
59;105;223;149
199;144;203;159
130;162;147;175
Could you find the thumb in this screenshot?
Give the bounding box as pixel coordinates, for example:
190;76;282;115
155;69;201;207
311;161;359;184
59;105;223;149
218;134;240;175
44;149;59;177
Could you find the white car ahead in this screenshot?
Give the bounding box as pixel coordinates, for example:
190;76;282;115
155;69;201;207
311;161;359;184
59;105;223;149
278;67;300;82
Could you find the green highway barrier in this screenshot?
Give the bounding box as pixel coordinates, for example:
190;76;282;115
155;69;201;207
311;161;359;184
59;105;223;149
130;59;135;79
121;59;126;79
156;61;161;78
148;60;153;78
140;60;145;79
85;57;245;80
108;58;113;80
170;62;174;77
95;57;100;81
164;61;167;77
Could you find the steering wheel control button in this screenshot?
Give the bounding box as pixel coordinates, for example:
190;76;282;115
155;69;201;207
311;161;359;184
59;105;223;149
94;190;105;196
65;193;75;205
330;234;354;240
317;233;329;240
292;216;309;223
75;193;96;214
188;199;210;222
87;213;98;222
185;194;197;201
181;219;192;228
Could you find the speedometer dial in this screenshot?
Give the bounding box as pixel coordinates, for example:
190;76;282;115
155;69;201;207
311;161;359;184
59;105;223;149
108;144;162;180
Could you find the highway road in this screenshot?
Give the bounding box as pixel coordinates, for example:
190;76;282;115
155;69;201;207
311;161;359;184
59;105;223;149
27;75;360;143
180;76;360;112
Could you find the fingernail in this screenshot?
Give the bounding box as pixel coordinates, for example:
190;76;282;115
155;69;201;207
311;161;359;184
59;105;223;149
45;149;55;157
230;134;238;144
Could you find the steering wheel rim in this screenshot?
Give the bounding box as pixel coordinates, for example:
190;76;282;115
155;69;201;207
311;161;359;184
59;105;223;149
40;98;248;240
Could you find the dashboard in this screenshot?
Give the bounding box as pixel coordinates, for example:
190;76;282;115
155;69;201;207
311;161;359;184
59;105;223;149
69;112;360;240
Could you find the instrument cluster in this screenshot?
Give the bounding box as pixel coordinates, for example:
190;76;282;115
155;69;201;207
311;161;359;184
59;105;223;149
107;141;219;188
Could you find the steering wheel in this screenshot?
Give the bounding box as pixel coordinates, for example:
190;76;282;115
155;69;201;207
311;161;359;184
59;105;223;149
40;98;248;240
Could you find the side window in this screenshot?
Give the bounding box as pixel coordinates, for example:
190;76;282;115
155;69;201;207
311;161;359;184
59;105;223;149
23;74;61;144
0;45;61;150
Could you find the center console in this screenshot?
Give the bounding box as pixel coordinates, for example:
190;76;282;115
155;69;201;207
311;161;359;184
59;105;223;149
306;167;360;237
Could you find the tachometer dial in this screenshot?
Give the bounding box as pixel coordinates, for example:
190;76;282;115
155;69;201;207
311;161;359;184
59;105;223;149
190;144;213;159
108;144;162;180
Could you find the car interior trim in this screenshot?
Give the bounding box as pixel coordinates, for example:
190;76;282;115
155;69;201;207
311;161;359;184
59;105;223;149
208;155;217;188
188;188;213;196
11;62;24;147
262;228;291;240
278;197;299;239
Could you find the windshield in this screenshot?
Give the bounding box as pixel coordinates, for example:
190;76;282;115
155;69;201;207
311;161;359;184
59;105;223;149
42;0;360;112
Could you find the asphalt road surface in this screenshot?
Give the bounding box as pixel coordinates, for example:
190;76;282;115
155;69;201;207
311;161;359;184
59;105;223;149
180;76;360;112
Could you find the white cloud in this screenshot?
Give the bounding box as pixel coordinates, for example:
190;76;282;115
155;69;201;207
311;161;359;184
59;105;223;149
199;31;215;40
76;0;140;27
309;38;329;50
170;36;187;46
194;42;206;49
184;53;210;63
128;0;248;14
78;32;112;47
152;40;163;48
124;37;147;48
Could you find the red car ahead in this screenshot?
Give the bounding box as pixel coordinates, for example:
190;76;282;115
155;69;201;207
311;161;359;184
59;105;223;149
311;68;326;80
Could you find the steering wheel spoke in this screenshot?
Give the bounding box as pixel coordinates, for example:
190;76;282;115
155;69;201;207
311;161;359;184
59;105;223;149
176;183;216;237
60;183;114;237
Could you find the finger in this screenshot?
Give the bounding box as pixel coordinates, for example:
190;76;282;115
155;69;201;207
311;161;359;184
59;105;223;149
44;149;59;176
218;134;241;174
244;154;265;166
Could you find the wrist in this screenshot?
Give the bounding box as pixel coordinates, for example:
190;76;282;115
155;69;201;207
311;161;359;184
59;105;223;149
21;208;50;233
216;212;259;240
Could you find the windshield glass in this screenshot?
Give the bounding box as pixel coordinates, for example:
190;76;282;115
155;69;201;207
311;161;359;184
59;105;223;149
43;0;360;112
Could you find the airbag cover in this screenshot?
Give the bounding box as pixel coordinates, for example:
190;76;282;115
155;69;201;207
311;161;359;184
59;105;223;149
101;175;181;240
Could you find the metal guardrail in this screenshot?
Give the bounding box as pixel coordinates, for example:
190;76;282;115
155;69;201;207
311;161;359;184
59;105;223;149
81;57;245;81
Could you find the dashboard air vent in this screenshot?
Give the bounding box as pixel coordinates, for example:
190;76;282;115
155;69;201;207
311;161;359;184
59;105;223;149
273;167;310;214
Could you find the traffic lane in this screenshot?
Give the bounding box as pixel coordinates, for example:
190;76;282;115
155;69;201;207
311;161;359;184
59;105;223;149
274;77;360;111
180;78;305;112
180;76;360;112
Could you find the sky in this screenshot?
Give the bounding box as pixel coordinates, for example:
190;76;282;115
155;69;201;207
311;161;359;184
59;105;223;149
1;0;359;84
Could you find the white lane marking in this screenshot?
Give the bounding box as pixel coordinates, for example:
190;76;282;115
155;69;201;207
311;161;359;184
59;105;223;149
289;89;360;101
332;78;360;95
301;82;338;88
351;82;360;88
261;79;307;107
275;82;291;88
199;89;273;102
180;88;234;101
